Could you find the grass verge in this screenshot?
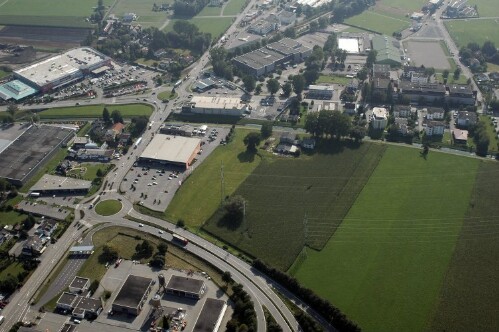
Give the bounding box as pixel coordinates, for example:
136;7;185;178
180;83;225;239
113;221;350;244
94;199;122;216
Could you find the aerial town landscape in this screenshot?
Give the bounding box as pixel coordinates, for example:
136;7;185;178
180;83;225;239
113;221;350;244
0;0;498;331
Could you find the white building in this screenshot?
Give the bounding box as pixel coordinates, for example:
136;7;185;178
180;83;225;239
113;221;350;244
425;107;445;121
370;107;388;129
186;96;249;116
425;121;445;136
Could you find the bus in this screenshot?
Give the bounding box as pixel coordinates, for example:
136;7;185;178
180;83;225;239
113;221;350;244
172;234;188;246
29;192;40;197
174;80;182;88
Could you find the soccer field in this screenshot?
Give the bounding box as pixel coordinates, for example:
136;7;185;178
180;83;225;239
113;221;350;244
293;146;480;331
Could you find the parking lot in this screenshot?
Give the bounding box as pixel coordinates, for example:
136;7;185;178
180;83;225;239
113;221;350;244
121;126;230;211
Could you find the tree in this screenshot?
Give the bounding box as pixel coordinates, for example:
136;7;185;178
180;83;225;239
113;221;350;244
6;104;18;117
243;132;261;152
157;242;168;255
260;122;273;138
292;75;305;98
130;116;148;137
366;50;377;69
96;168;104;177
223;195;245;224
255;84;262;95
356;67;368;81
100;245;118;262
222;271;233;285
242;76;256;92
282;82;292;97
453;67;461;80
442;69;449;79
134;240;153;259
103;108;111;124
266;78;280;95
111;110;123;124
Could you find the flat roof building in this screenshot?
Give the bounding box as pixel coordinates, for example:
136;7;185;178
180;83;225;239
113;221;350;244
193;299;227;332
56;292;102;319
166;275;207;299
69;276;90;294
186;96;249;116
0;80;38;101
0;125;75;186
307;85;334;100
14;47;110;92
112;275;153;316
139;135;201;169
371;107;389;130
30;174;92;195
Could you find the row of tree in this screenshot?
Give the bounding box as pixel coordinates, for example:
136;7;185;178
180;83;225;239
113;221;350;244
459;41;499;72
304;110;366;142
226;283;257;332
173;0;210;17
148;21;212;56
469;122;491;157
252;259;360;332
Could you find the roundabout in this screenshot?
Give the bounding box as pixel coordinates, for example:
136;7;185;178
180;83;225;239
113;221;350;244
94;199;123;216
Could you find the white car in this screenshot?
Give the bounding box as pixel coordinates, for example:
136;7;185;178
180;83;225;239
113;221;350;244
153;182;158;185
158;230;164;234
147;183;152;186
139;223;144;227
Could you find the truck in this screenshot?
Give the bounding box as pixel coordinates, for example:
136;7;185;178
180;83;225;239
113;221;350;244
172;234;188;246
29;192;40;197
134;137;143;149
89;195;101;209
174;80;182;88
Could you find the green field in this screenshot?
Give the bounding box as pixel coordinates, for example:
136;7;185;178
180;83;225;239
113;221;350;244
67;163;110;181
165;128;262;227
429;161;499;332
0;196;25;226
0;0;113;27
157;89;177;101
197;5;222;17
203;142;386;270
345;9;410;35
487;62;499;72
95;199;122;216
467;0;499;17
0;69;9;79
0;262;25;281
166;17;233;38
110;0;171;28
293;146;480;331
479;115;499;152
378;0;428;12
223;0;247;16
38;103;153;119
445;19;499;48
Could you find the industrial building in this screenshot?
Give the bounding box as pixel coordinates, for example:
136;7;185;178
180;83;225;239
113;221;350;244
69;276;90;294
193;299;227;332
112;275;153;316
166;275;207;299
56;292;102;319
371;35;403;67
233;38;311;77
139;134;201;169
307;85;334;100
0;125;75;186
14;47;111;93
30;174;92;196
0;80;38;101
185;96;249;116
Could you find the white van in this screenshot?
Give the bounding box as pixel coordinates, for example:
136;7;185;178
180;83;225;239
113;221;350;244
0;316;5;325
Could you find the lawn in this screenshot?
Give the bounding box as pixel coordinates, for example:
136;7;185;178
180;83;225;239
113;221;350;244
158;89;177;101
445;19;499;48
0;196;25;226
67;163;113;181
479;115;499;153
434;72;469;84
38;103;153;119
0;69;9;79
316;74;354;85
293;146;480;332
378;0;428;12
203;141;386;270
467;0;499;17
0;262;25;281
165;17;233;38
345;9;411;35
94;199;122;216
110;0;171;28
428;161;499;332
223;0;247;16
165;128;262;227
197;5;222;16
0;0;113;27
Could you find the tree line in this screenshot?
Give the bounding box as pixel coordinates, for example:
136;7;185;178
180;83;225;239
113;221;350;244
304;110;366;142
226;283;257;332
459;41;499;72
252;259;361;332
173;0;210;17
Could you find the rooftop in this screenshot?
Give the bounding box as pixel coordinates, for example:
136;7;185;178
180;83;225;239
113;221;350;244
371;35;401;65
113;275;153;308
309;85;334;92
30;174;92;192
15;47;108;87
448;84;473;96
338;38;360;54
57;292;78;306
191;96;247;110
398;81;446;94
0;80;38;101
372;107;388;119
193;298;226;332
166;275;205;294
452;129;469;140
233;47;285;70
140;135;201;164
70;276;89;289
75;296;101;311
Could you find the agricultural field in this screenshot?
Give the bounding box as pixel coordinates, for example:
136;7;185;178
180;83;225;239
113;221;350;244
429;161;499;332
377;0;428;12
165;17;233;39
223;0;247;16
293;146;480;332
0;0;113;27
110;0;171;28
203;142;386;270
467;0;499;17
345;10;411;35
445;19;499;48
165;128;262;227
38;103;153;119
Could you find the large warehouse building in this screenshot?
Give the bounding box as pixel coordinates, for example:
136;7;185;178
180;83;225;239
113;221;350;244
112;275;153;316
139;134;201;169
30;174;92;196
233;38;311;77
14;47;111;92
184;96;249;116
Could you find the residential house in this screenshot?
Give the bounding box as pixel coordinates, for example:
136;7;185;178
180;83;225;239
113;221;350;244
35;219;58;238
456;111;477;128
343;102;356;115
425;121;445;136
372;64;390;79
22;236;44;256
122;13;137;23
105;122;125;142
372;78;391;96
72;137;89;150
401;66;426;81
393;105;412;118
426;107;445;120
248;20;279;36
276;144;298;154
370;107;388;130
394;118;411;135
489;72;499;82
280;132;297;144
397;81;446;104
410;72;429;84
452;129;469;144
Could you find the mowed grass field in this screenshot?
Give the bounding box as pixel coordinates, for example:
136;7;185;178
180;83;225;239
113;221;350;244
38;103;153;119
293;146;480;331
0;0;113;27
95;199;122;216
203;142;386;270
345;10;410;35
165;128;263;227
223;0;247;16
110;0;171;28
467;0;499;17
429;161;499;332
166;17;233;38
445;19;499;48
